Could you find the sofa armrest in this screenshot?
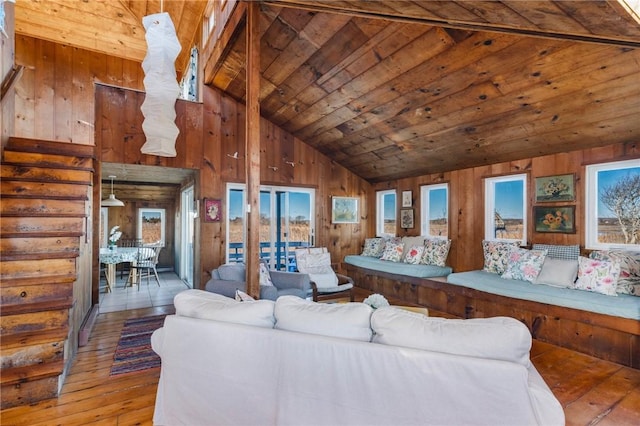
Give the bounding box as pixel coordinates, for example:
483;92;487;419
205;279;246;298
270;270;311;292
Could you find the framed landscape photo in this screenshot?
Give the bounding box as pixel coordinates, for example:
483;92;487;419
535;173;576;203
400;209;414;229
332;196;359;224
534;206;576;233
204;198;222;222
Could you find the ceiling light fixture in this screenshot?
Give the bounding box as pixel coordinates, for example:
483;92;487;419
101;175;125;207
140;4;181;157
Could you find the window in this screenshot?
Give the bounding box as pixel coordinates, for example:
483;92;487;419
138;208;166;246
179;47;198;101
484;174;527;243
376;190;396;237
586;159;640;249
202;0;216;47
420;183;448;238
226;183;315;268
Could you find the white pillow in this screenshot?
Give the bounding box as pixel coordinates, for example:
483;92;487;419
259;262;274;286
371;309;532;367
534;257;578;288
274;296;373;342
174;289;275;328
296;251;338;289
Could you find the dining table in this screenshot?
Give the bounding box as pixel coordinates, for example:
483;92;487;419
99;247;140;292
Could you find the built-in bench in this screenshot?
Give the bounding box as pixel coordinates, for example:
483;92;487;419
344;255;451;278
345;263;640;369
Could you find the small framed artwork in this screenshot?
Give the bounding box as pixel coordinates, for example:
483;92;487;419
332;196;359;224
402;190;413;207
535;173;576;203
400;209;414;229
534;206;576;233
204;198;222;222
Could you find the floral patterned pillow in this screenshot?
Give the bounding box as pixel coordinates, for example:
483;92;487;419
361;238;385;257
616;277;640;296
575;256;620;296
259;262;274;286
501;248;547;282
589;250;640;278
380;240;404;262
421;239;451;267
404;245;425;264
482;240;521;274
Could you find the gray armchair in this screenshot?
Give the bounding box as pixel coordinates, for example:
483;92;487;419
205;262;311;300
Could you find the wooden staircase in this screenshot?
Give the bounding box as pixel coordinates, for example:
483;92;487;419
0;137;94;409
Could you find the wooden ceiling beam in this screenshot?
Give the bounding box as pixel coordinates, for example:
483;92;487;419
264;0;640;47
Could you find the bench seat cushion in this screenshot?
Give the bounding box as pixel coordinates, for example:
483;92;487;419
447;271;640;320
344;255;452;278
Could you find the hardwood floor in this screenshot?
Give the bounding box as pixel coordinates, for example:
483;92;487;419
1;291;638;425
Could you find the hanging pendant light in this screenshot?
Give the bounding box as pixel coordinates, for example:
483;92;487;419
140;9;181;157
102;175;125;207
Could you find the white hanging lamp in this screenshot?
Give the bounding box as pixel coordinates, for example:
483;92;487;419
140;7;182;157
102;175;125;207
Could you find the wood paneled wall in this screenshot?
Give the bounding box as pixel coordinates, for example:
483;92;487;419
97;84;371;283
372;142;639;272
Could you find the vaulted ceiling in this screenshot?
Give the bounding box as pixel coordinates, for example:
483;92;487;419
14;1;640;183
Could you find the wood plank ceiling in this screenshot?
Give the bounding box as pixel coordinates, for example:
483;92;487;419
14;1;640;183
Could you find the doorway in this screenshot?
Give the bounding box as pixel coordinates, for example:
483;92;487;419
180;185;195;287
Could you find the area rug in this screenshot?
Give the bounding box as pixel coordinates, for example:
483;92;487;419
110;314;166;376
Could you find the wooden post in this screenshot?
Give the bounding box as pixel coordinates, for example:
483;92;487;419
245;1;261;298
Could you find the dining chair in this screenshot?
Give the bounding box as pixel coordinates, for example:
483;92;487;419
136;244;163;289
118;238;143;279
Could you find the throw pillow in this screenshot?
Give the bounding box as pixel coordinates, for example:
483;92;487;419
575;256;620;296
421;238;451;267
401;236;425;261
501;248;547;282
482;240;521;274
218;263;246;281
616;277;640;296
590;250;640;279
174;289;275;328
371;310;532;367
534;257;579;288
532;244;580;260
403;245;425;264
235;289;255;301
274;296;373;342
380;240;404;262
295;250;339;289
361;238;385;257
259;262;274;286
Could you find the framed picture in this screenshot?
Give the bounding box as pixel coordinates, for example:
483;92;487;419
400;209;414;229
534;206;576;233
535;173;576;202
402;190;413;207
204;198;222;222
332;196;359;224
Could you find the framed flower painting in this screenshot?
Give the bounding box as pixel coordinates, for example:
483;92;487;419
534;206;576;233
534;173;576;202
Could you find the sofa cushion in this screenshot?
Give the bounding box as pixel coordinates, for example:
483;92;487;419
501;248;547;282
575;256;620;296
361;237;385;257
217;263;245;281
421;238;451;267
482;240;521;274
274;296;373;341
532;244;580;260
174;289;275;328
371;309;532;367
534;257;579;288
403;245;424;264
401;236;425;261
344;255;452;278
380;240;404;262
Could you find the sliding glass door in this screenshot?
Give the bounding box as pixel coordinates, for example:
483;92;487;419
226;183;314;269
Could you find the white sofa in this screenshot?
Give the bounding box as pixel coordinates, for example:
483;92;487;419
151;290;564;426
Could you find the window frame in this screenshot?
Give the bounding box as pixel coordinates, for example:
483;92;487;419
484;173;528;244
376;189;396;237
420;182;449;239
585;159;640;250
